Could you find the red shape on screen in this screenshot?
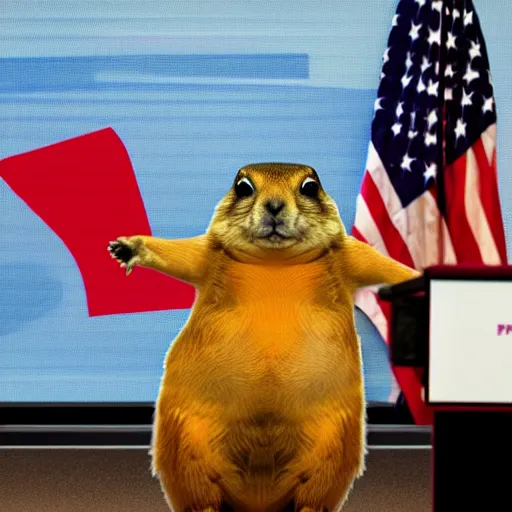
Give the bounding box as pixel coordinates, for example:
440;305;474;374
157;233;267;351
0;127;195;316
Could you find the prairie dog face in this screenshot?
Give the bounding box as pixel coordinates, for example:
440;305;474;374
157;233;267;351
209;163;345;260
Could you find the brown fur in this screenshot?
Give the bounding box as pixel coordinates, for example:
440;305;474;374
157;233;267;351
108;163;419;512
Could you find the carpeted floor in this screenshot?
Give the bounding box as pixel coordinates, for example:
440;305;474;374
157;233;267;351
0;449;431;511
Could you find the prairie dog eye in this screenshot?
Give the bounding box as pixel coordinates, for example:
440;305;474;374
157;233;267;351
300;177;320;198
234;177;255;199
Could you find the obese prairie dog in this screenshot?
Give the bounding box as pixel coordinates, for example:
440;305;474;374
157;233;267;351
108;163;418;512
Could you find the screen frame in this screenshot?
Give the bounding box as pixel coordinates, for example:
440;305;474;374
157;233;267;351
0;423;432;449
0;402;405;425
0;402;432;448
425;265;512;410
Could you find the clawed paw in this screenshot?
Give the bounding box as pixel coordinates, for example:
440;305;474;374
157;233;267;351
108;238;138;275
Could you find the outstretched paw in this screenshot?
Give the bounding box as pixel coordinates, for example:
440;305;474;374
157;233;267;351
108;237;140;275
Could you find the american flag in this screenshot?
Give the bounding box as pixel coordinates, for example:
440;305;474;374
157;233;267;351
352;0;507;425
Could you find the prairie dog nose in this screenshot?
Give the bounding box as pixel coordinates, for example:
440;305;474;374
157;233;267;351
264;199;285;216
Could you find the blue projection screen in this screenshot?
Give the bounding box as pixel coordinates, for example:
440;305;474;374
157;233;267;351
1;0;512;404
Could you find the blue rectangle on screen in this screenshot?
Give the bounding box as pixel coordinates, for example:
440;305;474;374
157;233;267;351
0;54;309;93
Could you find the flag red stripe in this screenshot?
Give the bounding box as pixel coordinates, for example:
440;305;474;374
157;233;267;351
376;297;392;342
442;155;484;264
368;293;434;425
359;172;415;268
377;290;432;424
393;366;433;425
472;138;508;263
379;293;432;424
351;224;368;244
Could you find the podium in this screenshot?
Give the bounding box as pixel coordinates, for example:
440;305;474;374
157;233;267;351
379;265;512;511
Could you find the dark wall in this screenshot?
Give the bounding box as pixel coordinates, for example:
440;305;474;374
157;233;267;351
0;449;431;511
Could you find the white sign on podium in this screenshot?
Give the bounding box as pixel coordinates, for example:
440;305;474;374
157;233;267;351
428;278;512;405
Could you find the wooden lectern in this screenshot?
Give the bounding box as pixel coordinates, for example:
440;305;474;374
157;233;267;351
379;265;512;511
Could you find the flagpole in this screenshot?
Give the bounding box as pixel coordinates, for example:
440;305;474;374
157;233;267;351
436;0;448;264
424;0;450;398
